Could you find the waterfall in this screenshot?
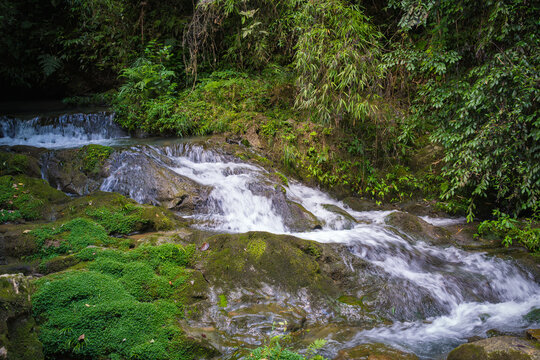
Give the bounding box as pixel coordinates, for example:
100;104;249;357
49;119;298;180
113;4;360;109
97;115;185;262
0;112;128;148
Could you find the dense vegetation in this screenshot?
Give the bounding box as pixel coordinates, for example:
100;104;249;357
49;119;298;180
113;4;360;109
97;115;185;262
1;1;538;229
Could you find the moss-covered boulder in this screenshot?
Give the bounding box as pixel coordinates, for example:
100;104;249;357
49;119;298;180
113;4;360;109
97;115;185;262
335;343;419;360
385;211;450;245
0;274;44;360
1;190;184;263
0;174;69;224
41;144;113;195
446;336;540;360
181;232;388;354
0;151;41;178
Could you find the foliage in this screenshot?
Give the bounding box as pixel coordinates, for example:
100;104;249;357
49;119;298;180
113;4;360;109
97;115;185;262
477;209;540;252
386;0;540;219
294;0;383;126
0;0;191;90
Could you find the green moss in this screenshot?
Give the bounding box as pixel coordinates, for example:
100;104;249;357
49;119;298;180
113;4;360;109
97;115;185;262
447;344;487;360
338;295;366;308
5;316;44;360
77;144;113;175
0;175;68;223
33;243;196;360
304;244;322;259
32;218;113;257
39;255;80;274
0;152;40;177
86;205;149;235
275;172;289;187
247;238;267;260
64;192;178;232
218;294;228;308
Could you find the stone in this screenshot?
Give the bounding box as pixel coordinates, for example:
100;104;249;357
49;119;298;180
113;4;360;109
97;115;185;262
335;343;419;360
385;211;450;245
526;329;540;342
447;336;540;360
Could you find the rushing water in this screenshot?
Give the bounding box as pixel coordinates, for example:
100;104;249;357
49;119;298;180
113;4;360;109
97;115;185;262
0;112;128;148
2;112;539;358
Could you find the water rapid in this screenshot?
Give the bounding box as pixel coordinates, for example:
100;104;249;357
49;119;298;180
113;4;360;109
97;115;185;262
150;143;540;358
3;114;538;358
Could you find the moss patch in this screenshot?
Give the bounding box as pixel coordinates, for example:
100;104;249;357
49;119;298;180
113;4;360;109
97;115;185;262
218;294;228;308
0;151;40;177
77;144;113;175
0;175;69;223
246;238;267;259
32;243;198;360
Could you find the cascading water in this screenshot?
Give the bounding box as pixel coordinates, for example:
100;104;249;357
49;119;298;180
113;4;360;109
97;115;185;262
3;113;538;358
0;112;128;148
143;143;539;358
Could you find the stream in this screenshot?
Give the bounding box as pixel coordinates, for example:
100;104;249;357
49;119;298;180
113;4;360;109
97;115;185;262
1;112;539;359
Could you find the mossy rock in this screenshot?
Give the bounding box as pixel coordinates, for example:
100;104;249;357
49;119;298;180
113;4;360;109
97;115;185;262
385;211;450;245
0;174;69;223
335;343;418;360
0;274;43;360
41;145;114;195
194;232;333;294
447;336;539;360
39;255;80;274
0;151;40;178
59;191;181;232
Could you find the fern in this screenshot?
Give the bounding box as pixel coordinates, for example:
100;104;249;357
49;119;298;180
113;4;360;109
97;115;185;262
38;54;62;77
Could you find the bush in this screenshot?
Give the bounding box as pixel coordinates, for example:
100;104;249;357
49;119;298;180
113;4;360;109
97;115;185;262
477;210;540;252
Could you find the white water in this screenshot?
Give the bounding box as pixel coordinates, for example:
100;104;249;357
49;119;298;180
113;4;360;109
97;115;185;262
169;145;287;233
0;113;128;148
158;145;540;358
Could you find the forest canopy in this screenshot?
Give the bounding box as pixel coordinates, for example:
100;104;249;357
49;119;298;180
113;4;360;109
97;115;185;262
0;0;538;221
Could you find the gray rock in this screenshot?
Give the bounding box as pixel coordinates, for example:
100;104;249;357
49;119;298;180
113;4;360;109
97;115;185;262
447;336;540;360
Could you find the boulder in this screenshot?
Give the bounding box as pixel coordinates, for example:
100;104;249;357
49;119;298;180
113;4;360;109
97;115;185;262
247;181;322;231
385;211;450;245
41;144;113;195
101;147;211;211
335;343;419;360
447;336;540;360
182;232;380;354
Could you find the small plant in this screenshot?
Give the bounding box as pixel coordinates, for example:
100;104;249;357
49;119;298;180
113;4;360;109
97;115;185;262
476;209;539;252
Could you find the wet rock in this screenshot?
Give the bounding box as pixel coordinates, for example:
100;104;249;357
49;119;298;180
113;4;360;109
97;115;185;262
447;336;540;360
102;147;211;211
342;197;394;212
335;343;419;360
0;151;41;178
385;211;450;245
322;204;357;226
247;181;322;231
183;232;375;354
41;145;113;195
526;329;540;342
0;274;44;360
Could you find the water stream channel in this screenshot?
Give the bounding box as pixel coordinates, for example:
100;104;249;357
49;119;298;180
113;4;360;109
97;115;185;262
1;112;539;359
